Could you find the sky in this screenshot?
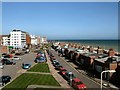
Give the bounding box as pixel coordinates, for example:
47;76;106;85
2;2;118;40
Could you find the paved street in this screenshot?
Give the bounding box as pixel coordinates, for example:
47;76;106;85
1;52;36;79
50;49;101;89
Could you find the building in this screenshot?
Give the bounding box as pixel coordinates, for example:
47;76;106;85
41;37;47;44
0;35;2;46
26;33;31;48
1;29;31;49
30;35;38;45
10;30;26;48
1;35;10;46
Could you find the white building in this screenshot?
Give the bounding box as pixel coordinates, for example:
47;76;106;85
30;35;38;45
41;37;47;44
2;35;10;46
10;30;26;48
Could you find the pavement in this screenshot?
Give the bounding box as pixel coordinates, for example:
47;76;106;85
45;50;72;89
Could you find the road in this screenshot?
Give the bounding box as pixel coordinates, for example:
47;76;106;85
50;49;101;89
1;52;36;79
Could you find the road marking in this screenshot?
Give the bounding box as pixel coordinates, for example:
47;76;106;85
17;69;26;73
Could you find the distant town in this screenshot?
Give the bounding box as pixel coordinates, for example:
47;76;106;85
0;29;47;54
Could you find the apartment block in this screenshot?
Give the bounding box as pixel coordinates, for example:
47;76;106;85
1;29;31;49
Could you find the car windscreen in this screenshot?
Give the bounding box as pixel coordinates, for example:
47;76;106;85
24;64;30;66
76;81;83;85
37;57;45;60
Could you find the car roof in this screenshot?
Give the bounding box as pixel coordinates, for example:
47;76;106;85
73;78;81;82
60;67;66;70
24;63;30;65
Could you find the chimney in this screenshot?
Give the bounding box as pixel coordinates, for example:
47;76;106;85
97;46;103;54
89;46;94;52
108;48;115;57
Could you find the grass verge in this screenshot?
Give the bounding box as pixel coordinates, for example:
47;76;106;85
2;73;60;90
27;63;50;73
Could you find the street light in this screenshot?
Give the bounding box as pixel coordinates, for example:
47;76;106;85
69;71;73;86
101;70;116;90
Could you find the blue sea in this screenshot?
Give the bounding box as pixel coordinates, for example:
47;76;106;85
53;40;119;52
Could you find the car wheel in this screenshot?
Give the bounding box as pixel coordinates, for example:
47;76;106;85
2;83;4;86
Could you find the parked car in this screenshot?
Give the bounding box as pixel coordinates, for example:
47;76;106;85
12;57;21;61
0;63;4;69
15;53;21;55
59;68;67;75
34;56;46;63
22;63;31;69
64;71;76;81
1;59;16;65
54;62;63;70
25;49;30;54
0;75;11;86
72;78;86;90
37;51;45;57
52;60;58;66
50;55;56;61
2;53;7;57
2;55;10;59
2;54;13;59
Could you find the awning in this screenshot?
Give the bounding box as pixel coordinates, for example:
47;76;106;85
8;46;13;48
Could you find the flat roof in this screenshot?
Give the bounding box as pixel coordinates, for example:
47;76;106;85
75;49;89;54
68;48;77;51
95;56;120;63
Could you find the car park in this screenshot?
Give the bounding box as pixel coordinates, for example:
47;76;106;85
72;78;86;90
22;63;31;69
34;56;46;63
0;75;11;86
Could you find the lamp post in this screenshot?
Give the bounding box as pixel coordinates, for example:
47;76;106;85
69;71;73;86
101;70;116;90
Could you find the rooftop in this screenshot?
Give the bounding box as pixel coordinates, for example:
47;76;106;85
95;56;120;63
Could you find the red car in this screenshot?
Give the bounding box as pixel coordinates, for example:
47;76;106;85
59;67;67;76
72;78;86;90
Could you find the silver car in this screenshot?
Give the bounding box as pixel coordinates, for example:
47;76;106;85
12;57;21;61
0;63;4;69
